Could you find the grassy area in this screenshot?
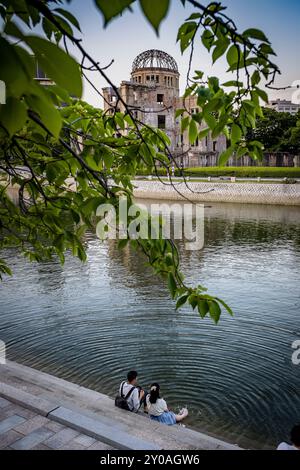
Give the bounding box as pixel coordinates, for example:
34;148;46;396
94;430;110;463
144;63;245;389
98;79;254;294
138;177;299;184
138;167;300;178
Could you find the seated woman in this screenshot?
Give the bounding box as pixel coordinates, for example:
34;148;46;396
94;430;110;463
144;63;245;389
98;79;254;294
146;383;188;426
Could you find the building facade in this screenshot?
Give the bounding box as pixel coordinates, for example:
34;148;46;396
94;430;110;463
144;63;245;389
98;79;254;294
102;49;226;168
101;50;299;168
267;99;300;115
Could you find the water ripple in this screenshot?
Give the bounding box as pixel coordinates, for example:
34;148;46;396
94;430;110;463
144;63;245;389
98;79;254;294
0;202;300;449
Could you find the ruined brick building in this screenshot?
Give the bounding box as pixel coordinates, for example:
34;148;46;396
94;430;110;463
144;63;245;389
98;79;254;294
102;49;298;168
102;49;226;168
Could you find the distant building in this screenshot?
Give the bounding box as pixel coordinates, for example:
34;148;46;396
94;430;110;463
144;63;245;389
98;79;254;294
102;49;226;168
267;99;300;115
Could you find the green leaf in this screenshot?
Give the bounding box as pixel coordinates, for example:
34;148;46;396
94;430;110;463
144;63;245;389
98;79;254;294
189;119;198;144
197;87;212;104
52;14;74;38
48;84;70;104
251;70;261;86
222;80;243;88
218;145;235;166
259;43;276;56
177;21;197;53
139;0;170;34
198;300;209;318
181;116;190;133
203;112;217;130
95;0;134;26
250;140;264;149
255;87;269;103
235;146;247;158
185;13;201;20
201;29;214;51
243;28;270;43
198;127;210;139
226;45;239;67
0;259;12;279
165;253;174;267
4;19;24;40
242;100;256;115
0;97;27;136
25;36;82;97
215;297;234;316
26;92;62;138
176;294;189;310
140;142;154;166
175;108;185;118
54;8;82;31
102;149;114;169
208;76;220;92
231;123;242;144
208;300;221;324
124;114;134;126
115;112;125;130
42;17;54;40
167;272;177;299
86;154;102;171
193;70;204;80
45;164;57;183
46;161;69;184
212;37;230;63
188;294;198;310
0;38;31;97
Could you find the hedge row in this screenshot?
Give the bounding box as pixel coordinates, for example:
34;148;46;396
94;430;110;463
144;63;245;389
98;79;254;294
138;167;300;178
180;167;300;178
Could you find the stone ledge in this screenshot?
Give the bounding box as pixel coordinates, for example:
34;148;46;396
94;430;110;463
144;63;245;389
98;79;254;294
0;381;159;450
0;382;58;417
49;406;160;450
0;361;243;450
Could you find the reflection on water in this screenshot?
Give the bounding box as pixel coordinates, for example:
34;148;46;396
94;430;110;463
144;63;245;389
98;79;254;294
0;201;299;449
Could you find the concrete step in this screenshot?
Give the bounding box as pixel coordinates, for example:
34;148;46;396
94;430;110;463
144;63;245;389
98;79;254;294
0;361;242;450
0;381;159;450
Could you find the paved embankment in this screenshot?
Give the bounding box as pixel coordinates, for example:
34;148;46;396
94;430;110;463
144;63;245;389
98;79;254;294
0;361;241;450
0;396;115;450
133;180;300;205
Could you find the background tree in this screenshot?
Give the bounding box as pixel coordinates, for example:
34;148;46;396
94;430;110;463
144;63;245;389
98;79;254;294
0;0;283;322
289;119;300;155
246;108;300;154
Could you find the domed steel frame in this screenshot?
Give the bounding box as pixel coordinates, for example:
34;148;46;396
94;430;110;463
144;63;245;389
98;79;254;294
132;49;178;72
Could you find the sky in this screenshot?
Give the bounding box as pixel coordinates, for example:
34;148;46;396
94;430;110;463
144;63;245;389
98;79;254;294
65;0;300;107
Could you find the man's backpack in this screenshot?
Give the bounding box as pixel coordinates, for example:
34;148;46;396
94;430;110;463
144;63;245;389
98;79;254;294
115;381;136;411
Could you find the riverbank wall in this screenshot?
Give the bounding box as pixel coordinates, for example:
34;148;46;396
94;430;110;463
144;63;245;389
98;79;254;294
132;180;300;206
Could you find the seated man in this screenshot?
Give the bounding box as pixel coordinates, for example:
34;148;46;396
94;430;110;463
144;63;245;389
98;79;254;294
119;370;146;413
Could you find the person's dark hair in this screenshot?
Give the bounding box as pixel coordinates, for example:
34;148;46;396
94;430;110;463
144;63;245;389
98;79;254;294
127;370;138;382
291;424;300;447
149;383;160;404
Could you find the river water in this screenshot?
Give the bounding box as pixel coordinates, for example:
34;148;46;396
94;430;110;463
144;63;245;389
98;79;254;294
0;200;299;449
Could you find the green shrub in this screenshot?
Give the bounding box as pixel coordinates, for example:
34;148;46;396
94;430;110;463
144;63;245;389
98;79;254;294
175;167;300;178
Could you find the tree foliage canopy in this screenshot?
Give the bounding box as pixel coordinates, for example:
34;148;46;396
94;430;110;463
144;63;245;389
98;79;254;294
0;0;282;322
247;108;300;154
